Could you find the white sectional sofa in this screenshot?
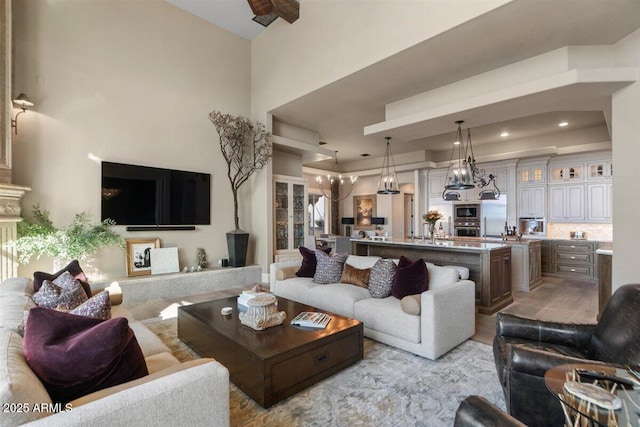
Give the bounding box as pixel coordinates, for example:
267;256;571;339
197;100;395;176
0;277;230;427
270;255;476;360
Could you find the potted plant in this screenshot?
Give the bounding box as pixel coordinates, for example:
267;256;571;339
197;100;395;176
12;204;124;267
209;111;272;267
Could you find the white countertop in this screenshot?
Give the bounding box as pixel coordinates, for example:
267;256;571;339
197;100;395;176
351;237;508;251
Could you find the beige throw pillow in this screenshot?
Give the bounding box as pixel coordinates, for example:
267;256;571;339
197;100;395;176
400;294;421;315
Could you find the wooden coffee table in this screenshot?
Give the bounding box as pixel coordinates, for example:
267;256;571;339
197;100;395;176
177;296;363;408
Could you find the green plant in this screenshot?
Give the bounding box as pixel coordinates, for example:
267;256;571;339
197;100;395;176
12;205;124;264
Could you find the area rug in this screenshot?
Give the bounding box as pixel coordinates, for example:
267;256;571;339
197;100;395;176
142;318;505;427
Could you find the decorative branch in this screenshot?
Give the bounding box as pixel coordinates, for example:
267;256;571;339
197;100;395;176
209;111;272;232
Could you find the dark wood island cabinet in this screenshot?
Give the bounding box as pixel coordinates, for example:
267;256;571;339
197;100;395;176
352;238;512;315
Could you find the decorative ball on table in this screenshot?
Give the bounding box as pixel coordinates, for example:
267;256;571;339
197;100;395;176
422;210;443;242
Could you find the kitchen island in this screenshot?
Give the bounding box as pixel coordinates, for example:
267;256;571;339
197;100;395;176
351;238;512;315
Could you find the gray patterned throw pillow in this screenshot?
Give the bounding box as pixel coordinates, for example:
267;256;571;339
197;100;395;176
369;258;397;298
32;279;88;310
312;251;348;284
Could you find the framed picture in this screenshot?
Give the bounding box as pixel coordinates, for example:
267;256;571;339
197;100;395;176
125;238;161;277
354;195;376;229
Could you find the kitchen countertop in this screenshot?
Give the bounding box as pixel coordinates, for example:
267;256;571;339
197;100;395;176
438;236;541;245
521;235;612;243
595;242;613;255
351;237;508;251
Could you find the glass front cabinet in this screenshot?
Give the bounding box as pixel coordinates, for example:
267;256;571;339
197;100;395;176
274;175;308;262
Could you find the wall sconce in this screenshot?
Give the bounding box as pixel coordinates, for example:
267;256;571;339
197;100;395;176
11;93;34;135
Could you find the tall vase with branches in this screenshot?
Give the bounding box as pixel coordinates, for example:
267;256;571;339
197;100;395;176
209;111;272;266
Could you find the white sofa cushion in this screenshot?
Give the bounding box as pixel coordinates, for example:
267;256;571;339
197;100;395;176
274;277;318;305
446;265;470;280
129;322;173;357
345;255;381;269
144;352;181;374
0;294;34;335
0;329;52;425
426;264;460;290
354;297;421;343
307;283;370;318
0;277;34;296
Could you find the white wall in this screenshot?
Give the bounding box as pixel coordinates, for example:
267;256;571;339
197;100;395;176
612;29;640;290
339;170;414;237
12;0;252;279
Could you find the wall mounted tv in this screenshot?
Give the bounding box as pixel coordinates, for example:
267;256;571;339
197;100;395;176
101;161;211;226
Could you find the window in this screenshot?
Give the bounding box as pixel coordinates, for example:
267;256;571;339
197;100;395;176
308;194;328;236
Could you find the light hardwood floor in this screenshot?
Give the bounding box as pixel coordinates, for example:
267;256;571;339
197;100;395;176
124;276;599;348
472;276;599;345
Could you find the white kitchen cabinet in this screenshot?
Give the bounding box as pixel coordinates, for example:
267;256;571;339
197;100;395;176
518;185;546;218
273;175;308;262
427;171;447;198
548;185;584;222
549;164;585;183
586;182;612;222
587;161;613;180
518;166;546;184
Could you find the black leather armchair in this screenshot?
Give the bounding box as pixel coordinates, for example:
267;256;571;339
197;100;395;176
454;396;525;427
493;283;640;427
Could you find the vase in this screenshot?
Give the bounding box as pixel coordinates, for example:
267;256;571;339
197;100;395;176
427;223;436;244
226;231;249;267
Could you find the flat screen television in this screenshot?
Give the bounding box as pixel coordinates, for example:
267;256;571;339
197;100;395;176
101;161;211;226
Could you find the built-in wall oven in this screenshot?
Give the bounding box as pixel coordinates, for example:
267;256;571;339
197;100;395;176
454;221;481;237
453;203;481;237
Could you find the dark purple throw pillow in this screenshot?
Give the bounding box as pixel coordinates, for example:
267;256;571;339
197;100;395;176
391;256;429;299
295;246;331;278
33;260;92;299
23;307;148;404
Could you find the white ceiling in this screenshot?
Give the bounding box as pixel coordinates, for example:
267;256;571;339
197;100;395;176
270;1;640;170
165;0;268;40
167;0;640;170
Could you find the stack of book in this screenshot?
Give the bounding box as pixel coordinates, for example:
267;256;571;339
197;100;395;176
237;290;272;308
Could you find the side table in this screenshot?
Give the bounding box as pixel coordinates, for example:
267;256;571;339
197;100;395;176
544;363;640;427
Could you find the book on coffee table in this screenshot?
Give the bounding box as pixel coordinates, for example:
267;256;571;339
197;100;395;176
291;312;332;329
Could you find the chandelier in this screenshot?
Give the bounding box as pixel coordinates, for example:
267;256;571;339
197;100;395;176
442;121;501;201
377;137;400;195
315;151;358;201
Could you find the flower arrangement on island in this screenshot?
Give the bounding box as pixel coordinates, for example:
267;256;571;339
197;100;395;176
423;210;443;225
422;210;443;241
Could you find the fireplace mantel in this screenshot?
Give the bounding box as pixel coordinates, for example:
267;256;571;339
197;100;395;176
0;183;30;280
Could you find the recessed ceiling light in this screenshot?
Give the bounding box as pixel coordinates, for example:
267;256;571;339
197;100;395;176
453;141;461;145
500;132;509;137
360;153;371;157
318;141;327;145
558;122;569;127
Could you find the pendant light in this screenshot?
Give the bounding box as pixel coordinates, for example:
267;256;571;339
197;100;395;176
442;120;501;200
315;151;358;201
377;137;400;195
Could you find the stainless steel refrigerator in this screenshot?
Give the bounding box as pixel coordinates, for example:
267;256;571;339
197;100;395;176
481;197;507;237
